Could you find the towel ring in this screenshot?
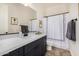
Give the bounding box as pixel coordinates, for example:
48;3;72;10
72;18;77;22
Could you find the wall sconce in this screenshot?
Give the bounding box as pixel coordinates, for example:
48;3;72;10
39;20;42;28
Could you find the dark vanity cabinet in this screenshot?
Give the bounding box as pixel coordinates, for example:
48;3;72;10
3;46;24;56
3;36;47;56
24;36;47;56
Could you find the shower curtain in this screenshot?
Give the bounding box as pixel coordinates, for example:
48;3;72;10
47;15;64;40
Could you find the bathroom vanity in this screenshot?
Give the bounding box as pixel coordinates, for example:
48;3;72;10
0;32;47;56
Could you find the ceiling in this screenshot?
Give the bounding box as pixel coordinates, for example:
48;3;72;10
31;3;70;8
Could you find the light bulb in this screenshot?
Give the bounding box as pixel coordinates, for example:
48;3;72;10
22;3;30;6
24;3;28;6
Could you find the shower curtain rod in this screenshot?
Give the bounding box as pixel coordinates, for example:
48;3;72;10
44;12;69;18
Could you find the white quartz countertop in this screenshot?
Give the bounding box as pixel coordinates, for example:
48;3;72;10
0;32;46;56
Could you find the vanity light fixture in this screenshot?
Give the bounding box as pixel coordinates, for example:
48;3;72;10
22;3;31;6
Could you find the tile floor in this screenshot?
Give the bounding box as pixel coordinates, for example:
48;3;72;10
45;46;71;56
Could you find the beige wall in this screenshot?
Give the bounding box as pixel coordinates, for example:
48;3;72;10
0;4;8;34
8;4;36;33
68;3;79;56
0;3;36;33
31;3;69;17
45;4;69;16
30;3;46;20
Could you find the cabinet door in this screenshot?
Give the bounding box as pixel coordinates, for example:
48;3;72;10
24;39;41;56
18;47;24;56
26;45;41;56
24;36;47;56
24;43;39;56
41;36;47;55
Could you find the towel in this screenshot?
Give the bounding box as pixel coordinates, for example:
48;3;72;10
71;20;76;41
66;20;76;41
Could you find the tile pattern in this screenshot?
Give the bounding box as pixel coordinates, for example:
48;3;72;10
45;46;71;56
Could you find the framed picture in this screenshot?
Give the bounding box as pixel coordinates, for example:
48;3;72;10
11;17;18;25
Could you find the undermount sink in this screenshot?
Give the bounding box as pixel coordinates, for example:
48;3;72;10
35;32;42;35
